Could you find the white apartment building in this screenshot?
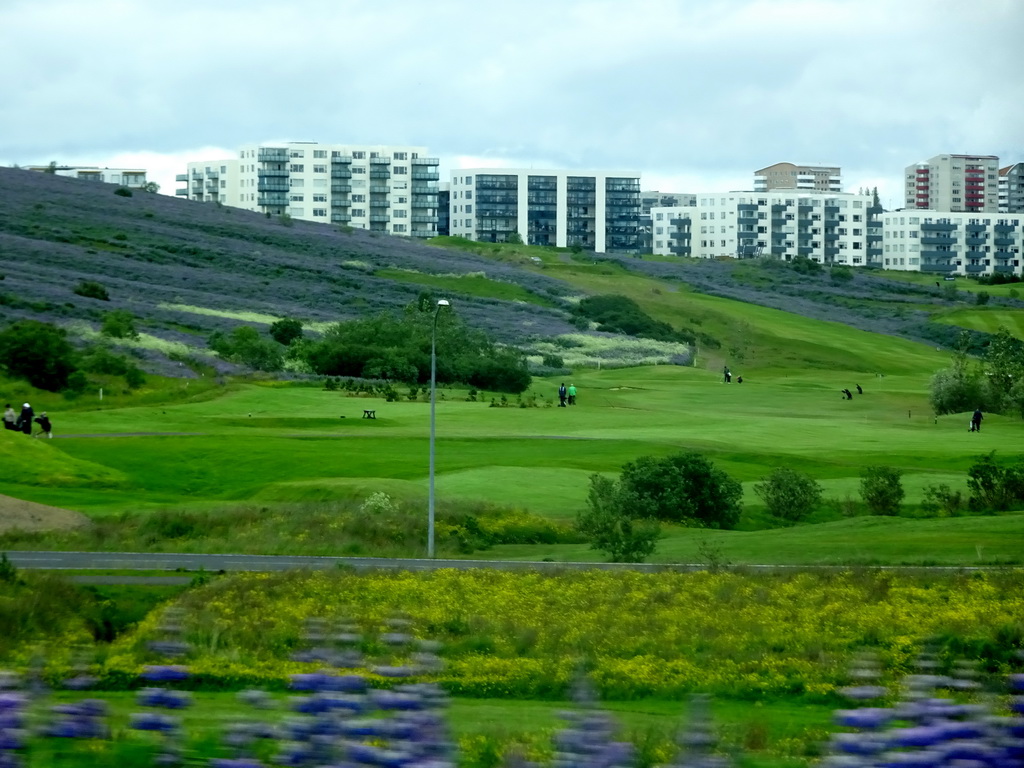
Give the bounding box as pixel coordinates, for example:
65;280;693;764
449;169;642;254
999;162;1024;214
177;142;440;238
904;154;1000;213
26;165;148;186
651;191;881;266
754;163;842;192
880;211;1023;277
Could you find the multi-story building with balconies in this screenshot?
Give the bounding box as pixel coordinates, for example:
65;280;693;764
651;191;881;266
754;163;842;192
904;154;1000;213
448;169;642;254
999;163;1024;214
880;211;1023;277
176;142;439;238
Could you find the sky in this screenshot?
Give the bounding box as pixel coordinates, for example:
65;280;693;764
1;0;1021;209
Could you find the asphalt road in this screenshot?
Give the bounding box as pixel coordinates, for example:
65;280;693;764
3;551;1003;574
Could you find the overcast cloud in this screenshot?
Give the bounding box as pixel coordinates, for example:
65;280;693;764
1;0;1021;208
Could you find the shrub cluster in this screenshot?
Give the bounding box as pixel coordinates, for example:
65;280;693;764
572;295;683;343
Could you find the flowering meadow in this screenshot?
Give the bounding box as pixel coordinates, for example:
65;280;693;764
76;569;1024;701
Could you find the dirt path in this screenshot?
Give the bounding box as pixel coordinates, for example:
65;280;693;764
0;494;90;533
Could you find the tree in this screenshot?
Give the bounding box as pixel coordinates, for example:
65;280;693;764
860;466;904;516
209;326;283;372
141;181;160;194
618;452;743;529
506;230;524;245
576;475;660;562
930;331;988;415
0;320;77;391
101;310;139;340
754;468;823;524
269;317;304;346
44;161;58;174
984;327;1024;413
73;281;110;301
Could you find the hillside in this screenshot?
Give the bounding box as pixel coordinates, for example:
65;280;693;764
1;167;1020;379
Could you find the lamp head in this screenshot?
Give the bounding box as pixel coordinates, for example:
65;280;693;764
437;299;450;307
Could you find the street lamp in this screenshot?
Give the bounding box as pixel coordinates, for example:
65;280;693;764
428;298;450;558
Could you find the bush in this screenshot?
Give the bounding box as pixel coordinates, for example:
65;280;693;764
754;467;823;523
976;291;990;306
73;280;110;301
269;318;304;346
576;475;660;562
101;309;139;340
966;452;1024;513
573;295;684;343
0;319;77;391
542;353;565;368
113;186;133;197
209;326;283;372
618;452;743;529
789;256;822;275
830;266;854;283
860;466;904;516
921;484;964;517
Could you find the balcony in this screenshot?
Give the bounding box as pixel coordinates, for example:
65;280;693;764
994;264;1016;273
920;263;956;273
330;212;351;223
669;245;692;255
369;214;389;223
369;156;391;165
965;264;988;274
965;236;987;246
331;155;353;164
369;185;390;194
994;250;1014;260
175;174;188;182
411;229;435;238
965;223;986;232
331;198;350;208
369;170;391;180
411;185;437;195
257;181;289;193
330;184;352;194
258;194;288;207
994;224;1017;233
369;199;390;208
921;235;955;245
994;237;1014;247
330;169;352;179
412;215;438;224
175;188;187;196
411;171;440;181
257;148;288;162
921;221;957;232
258;168;289;178
411;156;440;166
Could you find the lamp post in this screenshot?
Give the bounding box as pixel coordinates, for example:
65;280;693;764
428;299;450;558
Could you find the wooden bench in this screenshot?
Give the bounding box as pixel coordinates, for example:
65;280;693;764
363;409;376;419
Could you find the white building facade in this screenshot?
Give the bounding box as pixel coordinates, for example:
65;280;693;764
449;169;642;254
651;191;882;265
904;154;1000;213
27;165;148;186
177;142;440;238
880;211;1023;276
754;162;842;192
999;162;1024;214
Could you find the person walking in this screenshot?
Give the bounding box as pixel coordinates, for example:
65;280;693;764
18;403;33;435
723;365;731;383
567;383;577;405
33;412;53;439
3;404;15;431
971;408;983;433
558;383;567;407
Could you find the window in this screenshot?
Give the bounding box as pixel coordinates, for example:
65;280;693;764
313;194;327;202
220;180;226;188
313;150;327;158
656;213;663;221
313;164;327;173
352;151;365;159
220;165;227;173
351;208;365;217
352;194;366;202
655;226;664;235
352;167;366;174
393;224;407;232
289;150;304;158
394;210;407;218
465;191;472;200
397;196;407;204
290;194;305;202
394;152;407;160
289;207;304;216
393;166;407;175
465;205;472;214
290;164;304;172
290;178;303;188
655;240;663;248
